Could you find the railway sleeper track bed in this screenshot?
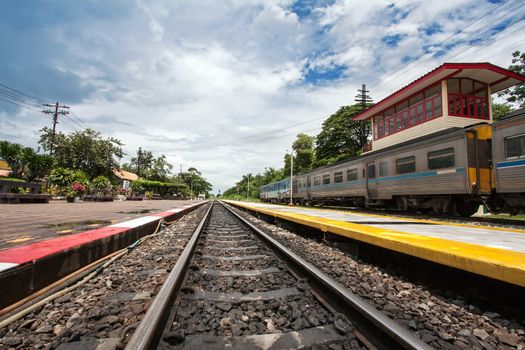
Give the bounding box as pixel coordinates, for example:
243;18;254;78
126;201;429;350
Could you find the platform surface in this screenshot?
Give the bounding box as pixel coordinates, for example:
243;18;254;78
0;199;200;249
227;201;525;287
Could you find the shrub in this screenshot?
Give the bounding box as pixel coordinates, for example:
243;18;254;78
49;168;74;188
92;176;111;190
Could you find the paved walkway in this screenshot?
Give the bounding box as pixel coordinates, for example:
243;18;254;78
0;199;201;250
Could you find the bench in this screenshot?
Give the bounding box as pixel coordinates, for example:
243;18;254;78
0;179;50;204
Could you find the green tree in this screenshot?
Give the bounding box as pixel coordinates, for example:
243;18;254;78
314;105;371;166
122;149;173;182
178;167;212;197
25;153;54;182
149;155;173;182
0;140;53;181
492;102;512;121
291;133;315;174
39;128;123;179
498;50;525;108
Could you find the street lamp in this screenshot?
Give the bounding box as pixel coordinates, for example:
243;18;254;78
287;149;294;206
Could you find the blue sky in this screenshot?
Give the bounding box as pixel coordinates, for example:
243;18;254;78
0;0;524;192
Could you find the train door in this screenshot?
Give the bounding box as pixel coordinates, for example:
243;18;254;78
366;161;378;198
466;126;492;195
306;175;312;201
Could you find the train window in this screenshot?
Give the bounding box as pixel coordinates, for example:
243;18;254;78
428;148;455;169
505;134;525;159
347;169;358;181
334;171;343;183
313;176;321;186
367;164;376;179
379;162;388;177
396;156;416;174
322;174;331;185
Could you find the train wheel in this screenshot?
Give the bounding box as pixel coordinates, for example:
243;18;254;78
456;201;479;217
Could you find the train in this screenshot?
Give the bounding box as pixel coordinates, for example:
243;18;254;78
260;108;525;216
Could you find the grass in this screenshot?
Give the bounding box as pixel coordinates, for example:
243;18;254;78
483;214;525;221
0;177;25;182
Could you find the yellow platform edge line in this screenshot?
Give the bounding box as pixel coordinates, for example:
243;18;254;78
251;202;525;235
225;201;525;287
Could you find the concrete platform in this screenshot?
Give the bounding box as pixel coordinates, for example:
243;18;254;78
0;200;207;308
0;199;202;250
225;201;525;288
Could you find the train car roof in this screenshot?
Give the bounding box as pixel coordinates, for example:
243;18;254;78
306;124;482;174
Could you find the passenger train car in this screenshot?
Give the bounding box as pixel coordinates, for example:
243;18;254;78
260;108;525;216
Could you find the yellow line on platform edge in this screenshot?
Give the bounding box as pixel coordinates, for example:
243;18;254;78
253;202;525;235
226;201;525;287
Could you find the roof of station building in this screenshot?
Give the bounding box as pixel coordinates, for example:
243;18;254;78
353;62;525;121
112;169;139;181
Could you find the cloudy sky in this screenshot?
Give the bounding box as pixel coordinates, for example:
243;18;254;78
0;0;524;193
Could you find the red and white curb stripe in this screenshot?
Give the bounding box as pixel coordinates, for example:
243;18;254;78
0;202;206;273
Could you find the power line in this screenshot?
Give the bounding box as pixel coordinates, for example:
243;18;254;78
68;110;91;129
368;0;521;96
0;82;47;104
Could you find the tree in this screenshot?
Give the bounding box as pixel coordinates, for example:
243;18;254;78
39;128;123;179
0;140;53;181
122;149;173;182
292;133;315;174
498;50;525;108
149;155;173;182
314;105;371;166
492;102;512;121
178;167;212;197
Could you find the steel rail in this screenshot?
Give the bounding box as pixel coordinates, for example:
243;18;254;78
221;201;432;350
125;203;213;350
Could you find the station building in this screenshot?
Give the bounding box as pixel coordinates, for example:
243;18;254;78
353;63;525;152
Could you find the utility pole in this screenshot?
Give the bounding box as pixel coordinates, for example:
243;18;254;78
137;147;142;177
247;174;250;200
41;102;70;155
355;84;373;111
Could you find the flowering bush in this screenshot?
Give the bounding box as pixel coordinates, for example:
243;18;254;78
69;182;86;197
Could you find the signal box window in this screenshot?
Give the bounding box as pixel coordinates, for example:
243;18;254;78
313;176;321;186
379;162;388;177
367;164;376;179
396;156;416;174
322;174;331;185
347;169;358;181
428;148;455;169
334;171;343;183
505;134;525;159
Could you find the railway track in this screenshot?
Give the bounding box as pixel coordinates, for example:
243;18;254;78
125;201;430;349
